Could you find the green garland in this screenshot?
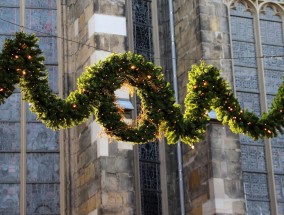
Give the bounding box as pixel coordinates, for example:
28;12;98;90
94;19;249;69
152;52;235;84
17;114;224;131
0;33;283;146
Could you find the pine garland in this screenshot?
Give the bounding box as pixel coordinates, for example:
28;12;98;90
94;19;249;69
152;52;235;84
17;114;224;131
0;33;283;146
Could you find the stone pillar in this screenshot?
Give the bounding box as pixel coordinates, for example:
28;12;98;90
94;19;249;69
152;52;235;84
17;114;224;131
172;0;246;214
63;0;135;214
202;123;245;215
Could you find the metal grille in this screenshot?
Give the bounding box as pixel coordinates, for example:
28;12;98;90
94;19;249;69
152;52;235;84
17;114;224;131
0;1;60;214
25;1;60;213
132;0;154;61
138;141;162;215
260;6;284;212
132;1;162;214
230;2;270;214
0;2;21;213
231;2;284;214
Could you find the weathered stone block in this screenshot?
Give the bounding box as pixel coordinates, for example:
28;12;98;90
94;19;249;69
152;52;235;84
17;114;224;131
190;206;203;215
115;156;132;173
102;191;123;207
84;194;100;214
123;191;134;205
189;169;201;190
102;171;119;191
118;173;133;191
108;141;118;156
75;0;92;18
232;200;245;214
78;143;97;169
78;126;91;152
100;157;117;173
224;179;244;198
93;0;125;16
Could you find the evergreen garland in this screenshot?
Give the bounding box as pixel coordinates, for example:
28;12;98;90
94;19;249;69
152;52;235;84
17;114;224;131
0;33;283;146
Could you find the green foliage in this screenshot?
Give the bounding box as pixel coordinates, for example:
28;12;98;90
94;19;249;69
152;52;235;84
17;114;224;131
0;33;283;146
183;62;284;144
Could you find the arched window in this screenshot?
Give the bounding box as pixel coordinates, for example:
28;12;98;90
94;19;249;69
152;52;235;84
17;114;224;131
132;0;163;214
0;0;61;214
230;1;284;214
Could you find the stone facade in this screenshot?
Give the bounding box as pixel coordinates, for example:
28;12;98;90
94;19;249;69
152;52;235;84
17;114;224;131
159;0;245;214
61;0;256;215
157;1;181;215
62;0;135;214
181;123;245;215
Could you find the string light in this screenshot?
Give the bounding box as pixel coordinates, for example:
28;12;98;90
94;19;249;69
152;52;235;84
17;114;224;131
1;33;284;146
1;17;284;62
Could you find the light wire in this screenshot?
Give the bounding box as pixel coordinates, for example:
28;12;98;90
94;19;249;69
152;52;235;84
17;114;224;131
0;17;284;62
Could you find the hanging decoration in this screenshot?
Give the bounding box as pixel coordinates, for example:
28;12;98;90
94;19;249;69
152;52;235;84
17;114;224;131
0;33;284;146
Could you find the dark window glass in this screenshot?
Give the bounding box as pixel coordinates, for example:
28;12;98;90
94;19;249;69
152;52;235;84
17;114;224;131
133;1;161;213
230;3;270;214
25;2;60;213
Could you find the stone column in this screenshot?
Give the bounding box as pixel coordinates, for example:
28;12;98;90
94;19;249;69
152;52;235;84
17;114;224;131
63;0;135;214
172;0;246;214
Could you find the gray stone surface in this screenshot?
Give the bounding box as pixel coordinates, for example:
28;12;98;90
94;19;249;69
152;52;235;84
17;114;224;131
63;0;135;214
62;0;249;214
166;1;245;213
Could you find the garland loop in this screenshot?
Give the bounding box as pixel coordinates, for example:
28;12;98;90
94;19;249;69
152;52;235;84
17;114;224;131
0;33;284;146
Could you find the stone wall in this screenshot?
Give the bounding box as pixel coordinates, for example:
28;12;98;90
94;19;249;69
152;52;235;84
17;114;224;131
182;123;245;215
61;0;246;214
173;0;203;106
63;0;135;214
204;124;245;215
157;1;181;214
197;0;234;87
172;0;245;214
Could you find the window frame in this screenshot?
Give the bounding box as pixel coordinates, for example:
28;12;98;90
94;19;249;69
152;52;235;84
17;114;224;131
229;1;284;214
